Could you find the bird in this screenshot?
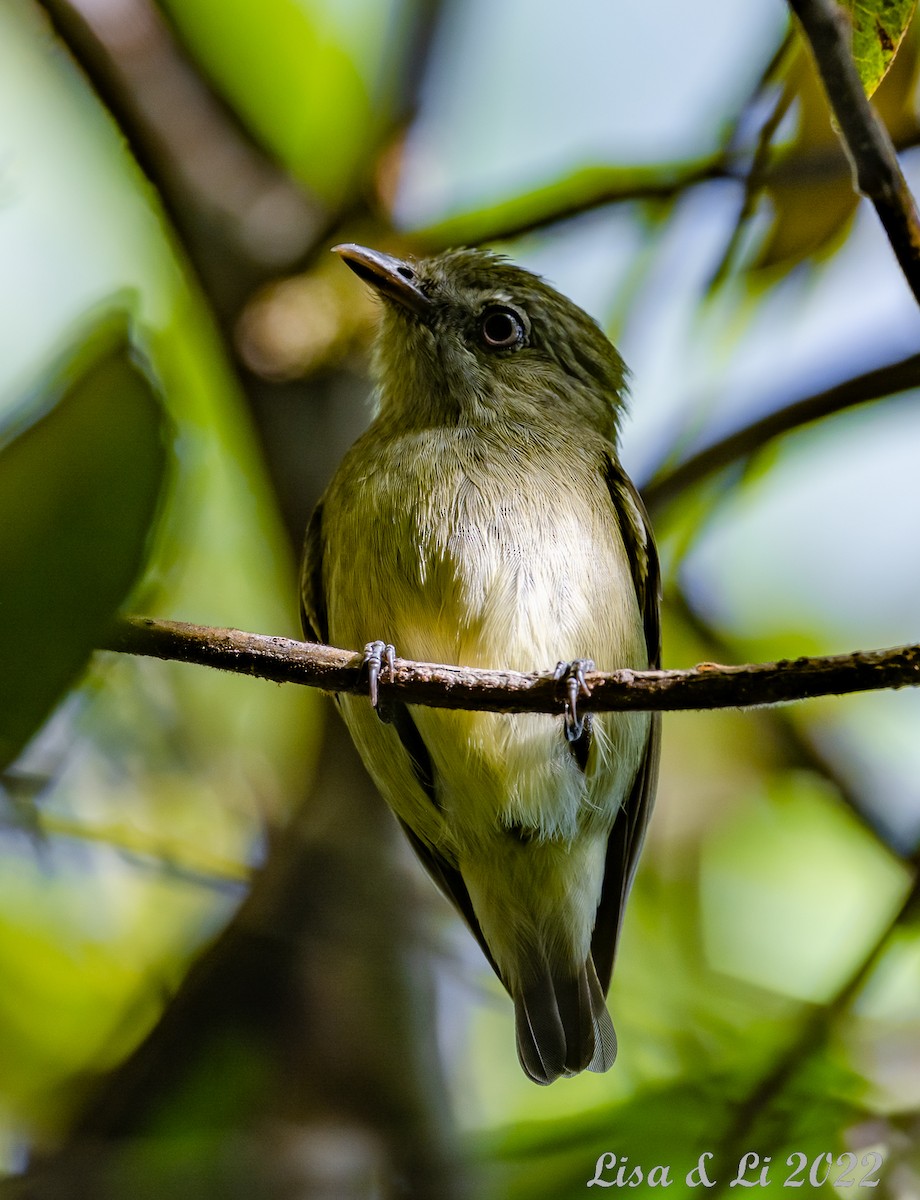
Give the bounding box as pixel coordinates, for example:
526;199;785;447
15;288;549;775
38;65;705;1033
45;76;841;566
300;243;660;1085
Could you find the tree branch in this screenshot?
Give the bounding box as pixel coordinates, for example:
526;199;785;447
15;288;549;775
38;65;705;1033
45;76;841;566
410;127;920;256
789;0;920;306
36;0;322;298
643;351;920;511
412;158;728;249
104;616;920;715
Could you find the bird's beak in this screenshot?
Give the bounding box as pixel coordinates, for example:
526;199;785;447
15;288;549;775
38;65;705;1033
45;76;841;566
332;243;432;318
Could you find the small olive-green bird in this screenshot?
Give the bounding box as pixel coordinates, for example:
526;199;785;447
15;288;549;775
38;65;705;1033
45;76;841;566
301;243;660;1085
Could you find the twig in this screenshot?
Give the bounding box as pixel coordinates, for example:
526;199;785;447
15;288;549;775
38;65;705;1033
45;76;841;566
643;352;920;511
789;0;920;306
710;863;920;1194
412;134;920;254
413;158;728;248
104;616;920;715
36;0;321;290
707;32;800;290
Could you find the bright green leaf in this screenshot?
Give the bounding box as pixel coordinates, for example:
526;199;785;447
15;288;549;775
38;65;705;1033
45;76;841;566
157;0;411;206
845;0;917;95
0;321;168;770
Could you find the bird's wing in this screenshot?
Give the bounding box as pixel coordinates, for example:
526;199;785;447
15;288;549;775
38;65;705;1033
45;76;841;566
591;460;662;993
300;502;329;644
606;461;661;670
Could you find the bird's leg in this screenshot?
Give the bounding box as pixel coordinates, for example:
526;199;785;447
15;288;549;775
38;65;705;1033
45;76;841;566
553;659;595;742
363;640;397;721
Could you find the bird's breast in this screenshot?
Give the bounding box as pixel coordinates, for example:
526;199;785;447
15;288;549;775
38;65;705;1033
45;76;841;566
324;426;644;676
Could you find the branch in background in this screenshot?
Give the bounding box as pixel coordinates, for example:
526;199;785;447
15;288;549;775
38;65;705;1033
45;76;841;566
706;29;799;290
105;616;920;715
414;158;729;248
643;351;920;511
789;0;920;306
411;135;920;253
36;0;322;306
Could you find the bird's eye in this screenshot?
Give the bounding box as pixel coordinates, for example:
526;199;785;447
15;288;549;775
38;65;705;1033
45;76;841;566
478;305;525;351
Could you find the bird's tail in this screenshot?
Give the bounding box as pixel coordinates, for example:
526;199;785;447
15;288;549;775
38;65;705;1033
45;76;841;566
513;956;617;1085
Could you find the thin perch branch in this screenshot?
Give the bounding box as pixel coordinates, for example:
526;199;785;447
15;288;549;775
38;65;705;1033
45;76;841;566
789;0;920;306
104;616;920;715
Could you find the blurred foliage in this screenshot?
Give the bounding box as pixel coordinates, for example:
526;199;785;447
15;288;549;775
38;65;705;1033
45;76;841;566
156;0;414;208
0;321;167;770
2;0;920;1196
480;1059;866;1200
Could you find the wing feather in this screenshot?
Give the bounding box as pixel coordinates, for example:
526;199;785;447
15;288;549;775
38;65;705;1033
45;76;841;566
590;460;661;993
300;502;328;644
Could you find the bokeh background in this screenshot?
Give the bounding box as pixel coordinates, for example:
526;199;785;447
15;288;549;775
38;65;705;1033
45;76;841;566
2;0;920;1196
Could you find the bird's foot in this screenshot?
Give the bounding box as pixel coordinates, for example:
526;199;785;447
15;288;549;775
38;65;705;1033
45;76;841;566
364;640;397;719
553;659;595;742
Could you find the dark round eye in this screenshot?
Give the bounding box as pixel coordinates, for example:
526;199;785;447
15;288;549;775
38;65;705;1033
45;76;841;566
479;305;525;350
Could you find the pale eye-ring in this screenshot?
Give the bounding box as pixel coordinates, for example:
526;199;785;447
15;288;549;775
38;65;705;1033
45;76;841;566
478;305;526;350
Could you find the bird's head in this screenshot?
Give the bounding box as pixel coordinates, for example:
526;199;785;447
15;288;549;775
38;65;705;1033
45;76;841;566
334;243;628;442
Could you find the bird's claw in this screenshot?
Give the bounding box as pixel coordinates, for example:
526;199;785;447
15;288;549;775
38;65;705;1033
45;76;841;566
553;659;595;742
364;640;396;713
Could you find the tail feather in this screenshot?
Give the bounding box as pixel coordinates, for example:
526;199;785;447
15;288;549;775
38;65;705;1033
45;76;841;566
514;979;565;1086
514;957;616;1085
586;960;617;1073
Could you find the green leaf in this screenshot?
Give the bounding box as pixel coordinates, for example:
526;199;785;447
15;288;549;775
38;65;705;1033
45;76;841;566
0;320;168;770
844;0;917;95
157;0;408;206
